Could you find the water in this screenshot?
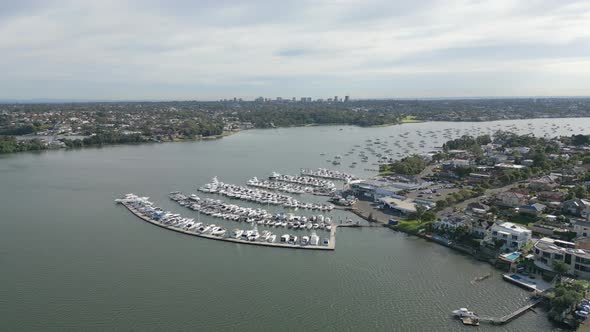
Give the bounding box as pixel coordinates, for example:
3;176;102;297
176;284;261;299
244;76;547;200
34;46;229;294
1;118;583;331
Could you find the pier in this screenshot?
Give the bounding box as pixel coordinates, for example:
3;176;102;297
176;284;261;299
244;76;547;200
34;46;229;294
120;202;337;251
478;298;544;325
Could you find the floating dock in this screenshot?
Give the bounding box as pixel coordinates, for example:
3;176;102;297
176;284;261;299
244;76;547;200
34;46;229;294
120;202;336;251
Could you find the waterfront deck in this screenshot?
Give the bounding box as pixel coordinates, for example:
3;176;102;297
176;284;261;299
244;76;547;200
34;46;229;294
120;202;336;250
502;273;552;292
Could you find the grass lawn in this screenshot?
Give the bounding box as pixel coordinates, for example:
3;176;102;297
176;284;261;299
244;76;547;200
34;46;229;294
400;115;423;123
390;219;428;234
508;213;538;225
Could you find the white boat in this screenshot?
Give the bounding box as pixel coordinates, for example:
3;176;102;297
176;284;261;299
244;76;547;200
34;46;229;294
280;234;289;243
210;227;226;236
452;308;477;318
268;234;277;243
301;236;310;245
231;229;243;239
310;232;320;246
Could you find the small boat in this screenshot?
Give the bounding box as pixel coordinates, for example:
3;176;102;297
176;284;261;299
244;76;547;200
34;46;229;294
452;308;477;318
301;236;309;245
231;229;243;239
310;232;320;246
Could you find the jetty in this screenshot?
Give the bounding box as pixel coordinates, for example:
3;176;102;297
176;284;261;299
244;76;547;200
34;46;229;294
477;298;544;325
118;200;337;251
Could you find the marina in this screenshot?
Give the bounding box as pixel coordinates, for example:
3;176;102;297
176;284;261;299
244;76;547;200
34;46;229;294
116;193;336;250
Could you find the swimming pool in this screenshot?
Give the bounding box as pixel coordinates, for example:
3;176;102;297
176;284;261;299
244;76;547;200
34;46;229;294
502;252;521;261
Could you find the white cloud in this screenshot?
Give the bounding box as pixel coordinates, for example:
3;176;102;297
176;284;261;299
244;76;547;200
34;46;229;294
0;0;590;99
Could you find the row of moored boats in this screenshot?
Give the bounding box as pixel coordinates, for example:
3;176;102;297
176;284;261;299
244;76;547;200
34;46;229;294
300;168;358;182
199;177;334;211
269;172;335;190
115;194;331;246
170;192;334;231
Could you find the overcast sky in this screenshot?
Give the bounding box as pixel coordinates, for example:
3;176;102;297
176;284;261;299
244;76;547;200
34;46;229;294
1;0;590;100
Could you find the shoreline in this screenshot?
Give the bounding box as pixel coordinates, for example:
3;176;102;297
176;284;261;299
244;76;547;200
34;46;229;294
3;116;590;156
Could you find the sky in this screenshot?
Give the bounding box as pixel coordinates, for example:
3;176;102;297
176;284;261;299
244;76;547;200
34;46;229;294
1;0;590;101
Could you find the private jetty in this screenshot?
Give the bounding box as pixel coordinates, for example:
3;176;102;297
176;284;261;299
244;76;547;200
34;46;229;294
170;192;334;231
116;193;336;250
300;168;358;182
199;177;334;211
452;297;544;326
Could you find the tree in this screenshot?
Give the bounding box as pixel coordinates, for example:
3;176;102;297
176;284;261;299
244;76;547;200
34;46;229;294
553;261;568;279
570;185;588;199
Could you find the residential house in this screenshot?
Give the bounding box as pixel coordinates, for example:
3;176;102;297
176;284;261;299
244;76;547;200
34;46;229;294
573;220;590;237
538;191;567;203
518;203;546;216
529;176;559;191
434;214;473;231
533;237;590;280
495;191;528;208
562;198;590;218
490;222;532;250
472;219;494;239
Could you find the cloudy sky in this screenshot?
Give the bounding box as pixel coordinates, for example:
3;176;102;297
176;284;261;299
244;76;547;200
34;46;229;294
1;0;590;100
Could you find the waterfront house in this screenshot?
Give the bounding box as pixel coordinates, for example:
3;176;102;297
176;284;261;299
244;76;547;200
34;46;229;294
472;219;494;239
490;222;532;250
495;191;528;208
434;214;473;231
562;198;590;218
533;237;590;280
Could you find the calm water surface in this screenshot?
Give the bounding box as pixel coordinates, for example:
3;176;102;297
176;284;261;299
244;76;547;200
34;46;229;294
1;118;583;331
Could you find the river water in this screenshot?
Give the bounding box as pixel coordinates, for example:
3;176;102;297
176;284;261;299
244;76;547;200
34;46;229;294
1;118;583;331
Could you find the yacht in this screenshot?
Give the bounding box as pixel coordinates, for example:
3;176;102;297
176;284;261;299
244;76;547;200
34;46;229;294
231;229;243;239
268;234;277;243
210;227;226;236
301;236;310;245
452;308;477;318
310;232;320;246
288;235;298;245
280;234;289;243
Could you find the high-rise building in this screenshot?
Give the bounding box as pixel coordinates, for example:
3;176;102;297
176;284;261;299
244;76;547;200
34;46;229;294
344;95;350;102
334;96;338;102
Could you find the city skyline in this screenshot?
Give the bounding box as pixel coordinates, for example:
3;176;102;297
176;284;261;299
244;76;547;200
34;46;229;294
2;0;590;100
